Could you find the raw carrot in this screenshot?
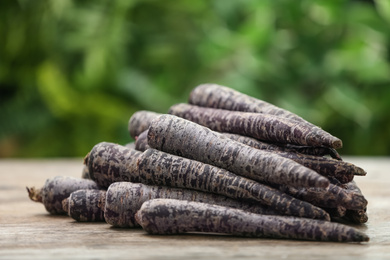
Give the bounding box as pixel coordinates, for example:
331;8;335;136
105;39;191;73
135;130;149;151
81;165;90;179
137;148;330;220
135;199;369;242
222;132;342;160
84;142;142;189
147;114;329;188
62;189;106;222
277;183;367;210
104;182;278;228
128;110;161;139
342;181;368;224
27;176;100;215
189;83;316;127
221;132;364;183
125;141;136;150
323;206;347;219
169;103;342;149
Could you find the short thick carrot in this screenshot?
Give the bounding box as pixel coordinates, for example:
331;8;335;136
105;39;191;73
104;182;278;228
169;103;342;149
135;199;369;242
27;176;100;215
137;148;330;220
62;189;106;222
84;142;142;189
147;114;329;188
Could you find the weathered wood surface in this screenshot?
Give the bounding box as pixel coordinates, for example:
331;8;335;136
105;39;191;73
0;157;389;260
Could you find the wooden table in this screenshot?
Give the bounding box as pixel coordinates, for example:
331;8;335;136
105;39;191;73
1;157;389;259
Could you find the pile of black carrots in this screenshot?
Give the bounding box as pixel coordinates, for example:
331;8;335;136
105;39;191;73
28;84;369;243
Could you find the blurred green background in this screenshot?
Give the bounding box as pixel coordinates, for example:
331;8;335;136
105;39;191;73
1;0;390;157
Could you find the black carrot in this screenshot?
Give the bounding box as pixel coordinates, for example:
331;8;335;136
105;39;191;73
104;182;278;227
169;103;342;149
147;114;329;188
137;148;330;220
84;142;142;189
62;189;106;222
135;199;369;242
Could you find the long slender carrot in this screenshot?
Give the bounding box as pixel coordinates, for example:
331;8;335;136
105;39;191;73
221;132;364;183
169;103;342;149
135;130;149;151
128;110;161;139
137;148;330;220
189;83;316;127
104;182;278;228
84;142;142;189
135;199;369;242
147;114;329;188
222;132;342;160
27;176;100;215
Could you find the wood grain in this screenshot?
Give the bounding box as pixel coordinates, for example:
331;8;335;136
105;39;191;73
0;157;389;260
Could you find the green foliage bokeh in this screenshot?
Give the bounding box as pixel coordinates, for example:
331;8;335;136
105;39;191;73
1;0;390;157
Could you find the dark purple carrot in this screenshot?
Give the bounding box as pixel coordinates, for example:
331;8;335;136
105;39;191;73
273;152;367;183
342;181;368;224
84;142;142;189
147;114;329;188
343;209;368;224
277;183;367;210
221;132;363;183
135;199;369;242
81;165;90;179
189;83;316;127
128;110;161;139
169;103;342;149
62;189;106;222
135;130;149;151
104;182;278;228
137;148;330;220
27;176;100;215
222;132;342;160
323;206;347;220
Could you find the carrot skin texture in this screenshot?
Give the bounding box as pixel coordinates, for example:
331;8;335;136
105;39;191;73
147;114;329;188
128;110;161;139
169;103;342;149
222;132;364;182
135;130;150;152
27;176;100;215
135;199;369;242
84;142;142;189
137;148;330;220
342;181;368;224
277;183;368;210
222;133;342;160
104;182;278;228
188;84;342;148
63;189;106;222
